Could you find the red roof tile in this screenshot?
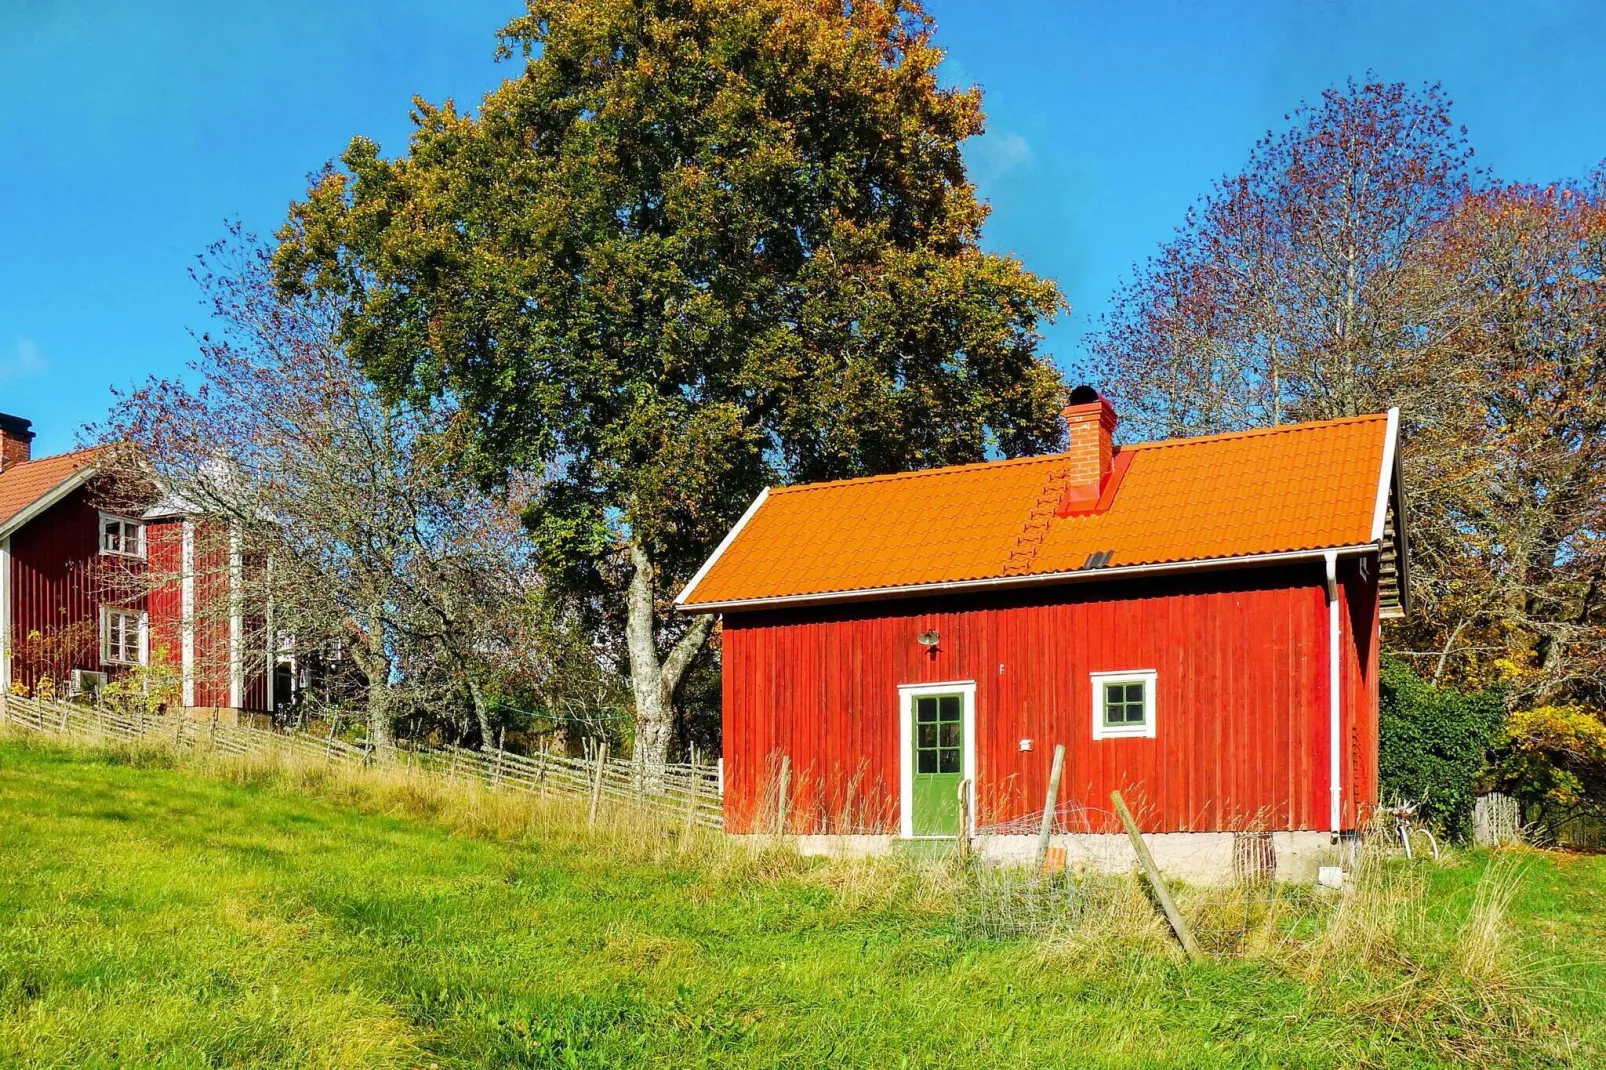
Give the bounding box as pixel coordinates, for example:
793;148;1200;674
0;447;104;531
679;413;1393;608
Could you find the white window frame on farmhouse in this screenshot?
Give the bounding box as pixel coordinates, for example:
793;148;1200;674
100;606;148;667
1090;669;1157;740
98;512;146;559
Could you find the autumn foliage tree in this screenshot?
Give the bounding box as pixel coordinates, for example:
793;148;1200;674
1086;76;1606;712
96;230;542;753
274;0;1069;765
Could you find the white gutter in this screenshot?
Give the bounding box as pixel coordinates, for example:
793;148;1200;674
1370;408;1399;543
678;543;1379;614
673;487;770;608
1324;549;1342;837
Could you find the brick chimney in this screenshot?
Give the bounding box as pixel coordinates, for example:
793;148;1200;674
1058;386;1118;514
0;413;33;471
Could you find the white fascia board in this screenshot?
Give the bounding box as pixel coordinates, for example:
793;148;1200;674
1370;408;1399;544
677;543;1380;614
0;467;96;540
673;487;770;609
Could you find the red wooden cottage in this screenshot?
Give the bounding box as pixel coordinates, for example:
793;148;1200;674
0;414;273;719
676;390;1408;880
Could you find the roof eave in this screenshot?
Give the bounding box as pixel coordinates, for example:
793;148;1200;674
675;543;1381;614
0;465;98;540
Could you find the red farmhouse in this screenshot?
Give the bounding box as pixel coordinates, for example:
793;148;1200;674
676;391;1408;880
0;414;272;719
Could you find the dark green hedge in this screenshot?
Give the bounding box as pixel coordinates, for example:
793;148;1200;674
1378;657;1505;837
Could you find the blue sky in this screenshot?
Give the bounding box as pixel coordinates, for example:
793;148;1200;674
3;0;1603;457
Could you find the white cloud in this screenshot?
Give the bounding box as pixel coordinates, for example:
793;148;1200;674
0;338;47;380
967;131;1033;186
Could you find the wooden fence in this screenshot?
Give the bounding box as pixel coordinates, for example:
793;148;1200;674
0;693;723;829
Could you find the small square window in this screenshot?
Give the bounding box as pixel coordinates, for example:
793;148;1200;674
1090;670;1157;740
99;513;145;558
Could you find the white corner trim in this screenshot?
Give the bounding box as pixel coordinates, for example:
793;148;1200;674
0;466;97;540
1370;408;1399;544
181;520;195;707
1090;668;1158;740
228;524;243;709
1325;549;1342;834
674;487;770;608
0;536;10;694
897;680;978;839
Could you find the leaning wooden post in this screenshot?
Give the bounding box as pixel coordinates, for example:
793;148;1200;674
588;740;610;826
1111;790;1203;962
1036;744;1067;866
775;755;792;837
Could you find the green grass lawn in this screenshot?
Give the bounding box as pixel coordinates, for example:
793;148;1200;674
0;738;1601;1069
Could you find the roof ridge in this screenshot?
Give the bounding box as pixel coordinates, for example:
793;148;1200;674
771;451;1066;495
0;444;106;470
1121;412;1389;453
764;413;1388;497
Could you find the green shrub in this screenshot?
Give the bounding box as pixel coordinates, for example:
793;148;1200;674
1379;657;1504;837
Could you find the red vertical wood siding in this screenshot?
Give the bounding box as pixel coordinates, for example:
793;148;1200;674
145;519;185;672
720;562;1382;835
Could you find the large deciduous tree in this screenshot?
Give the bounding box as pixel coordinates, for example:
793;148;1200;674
97;229;539;753
1084;76;1606;707
1085;78;1474;438
274;0;1068;765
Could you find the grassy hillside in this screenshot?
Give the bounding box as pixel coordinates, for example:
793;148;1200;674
0;738;1601;1069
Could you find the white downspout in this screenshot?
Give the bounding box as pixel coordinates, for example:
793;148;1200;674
1324;549;1342;838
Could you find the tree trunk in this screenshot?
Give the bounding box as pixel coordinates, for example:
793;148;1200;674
467;675;494;750
625;538;715;769
360;604;396;756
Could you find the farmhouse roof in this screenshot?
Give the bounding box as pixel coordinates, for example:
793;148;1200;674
676;410;1407;615
0;446;106;536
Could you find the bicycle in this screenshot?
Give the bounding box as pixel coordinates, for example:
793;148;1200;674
1384;802;1440;861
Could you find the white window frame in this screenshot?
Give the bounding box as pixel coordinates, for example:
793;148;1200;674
99;606;148;667
897;680;977;839
1090;669;1157;740
98;512;146;559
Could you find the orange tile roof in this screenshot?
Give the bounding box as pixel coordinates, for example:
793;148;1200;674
678;413;1392;608
0;447;104;531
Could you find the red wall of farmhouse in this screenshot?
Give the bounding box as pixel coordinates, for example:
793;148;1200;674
720;561;1380;836
8;488;145;691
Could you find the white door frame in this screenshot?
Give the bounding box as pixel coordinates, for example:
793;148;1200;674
897;680;977;839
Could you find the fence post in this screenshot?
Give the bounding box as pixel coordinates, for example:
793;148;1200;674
491;729;506;792
775;755;791;837
537;743;550;799
588;740;610;826
1036;744;1066;867
681;752;702;843
1111;790;1203;962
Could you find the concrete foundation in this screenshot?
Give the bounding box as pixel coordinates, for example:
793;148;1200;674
790;830;1350;885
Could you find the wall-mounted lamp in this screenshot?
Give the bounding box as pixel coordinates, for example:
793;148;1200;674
916;630;940;650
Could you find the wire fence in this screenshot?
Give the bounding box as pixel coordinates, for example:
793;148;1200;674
0;693;723;829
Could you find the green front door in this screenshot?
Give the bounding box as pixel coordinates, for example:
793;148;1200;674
911;693;964;836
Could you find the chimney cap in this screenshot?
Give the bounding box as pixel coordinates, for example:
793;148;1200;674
0;413;34;442
1068;384;1101;406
